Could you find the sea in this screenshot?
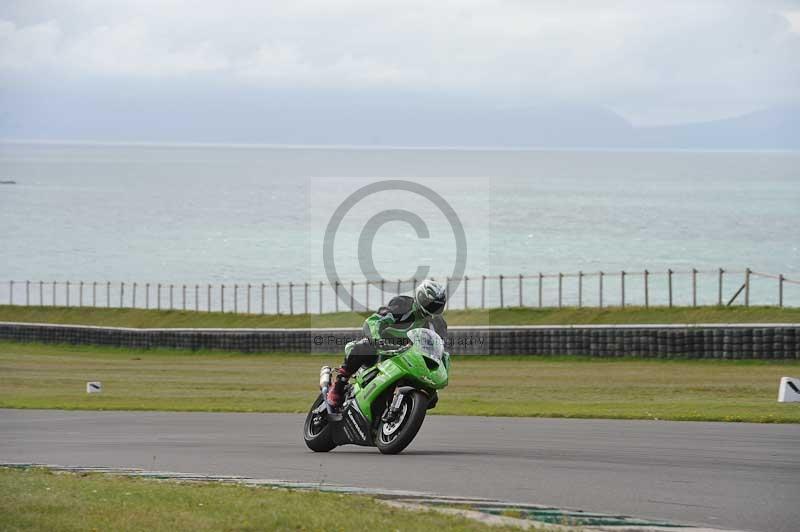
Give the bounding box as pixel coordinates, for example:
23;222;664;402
1;141;798;310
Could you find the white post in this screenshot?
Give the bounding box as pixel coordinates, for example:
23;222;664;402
182;284;186;311
644;270;649;308
247;284;251;314
319;281;323;314
106;282;110;308
234;284;238;314
40;281;44;307
350;281;355;311
289;282;294;315
195;285;199;312
481;275;486;309
52;281;56;306
169;284;174;310
779;274;784;308
464;276;469;309
518;274;523;307
207;284;212;312
304;282;309;314
538;273;543;308
692;268;697;307
668;269;673;308
499;275;504;308
132;282;137;309
66;281;70;307
334;281;339;312
718;268;724;306
220;284;225;313
8;280;13;305
119;282;124;308
145;283;150;309
578;271;583;308
276;282;280;314
599;272;604;308
157;284;162;310
26;280;30;306
558;273;563;308
620;271;625;308
261;283;266;315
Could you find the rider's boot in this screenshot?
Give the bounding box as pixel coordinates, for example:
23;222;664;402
326;367;350;409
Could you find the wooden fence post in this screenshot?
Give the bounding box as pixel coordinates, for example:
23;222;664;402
578;271;583;308
744;268;751;307
718;268;724;306
668;269;673;308
620;271;625;308
499;275;504;308
692;268;697;307
334;281;339;312
644;270;649;308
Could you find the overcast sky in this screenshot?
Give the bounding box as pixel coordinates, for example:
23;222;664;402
1;0;798;142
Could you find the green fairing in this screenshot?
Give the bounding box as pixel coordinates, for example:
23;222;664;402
349;341;450;422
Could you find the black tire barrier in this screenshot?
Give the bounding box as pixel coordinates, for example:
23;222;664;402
0;322;797;359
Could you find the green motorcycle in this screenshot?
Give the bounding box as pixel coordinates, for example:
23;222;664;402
304;328;450;454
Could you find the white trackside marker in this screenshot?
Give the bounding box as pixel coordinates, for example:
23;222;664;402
86;382;103;394
777;377;800;403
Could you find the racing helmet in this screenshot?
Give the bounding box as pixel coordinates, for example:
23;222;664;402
414;279;447;315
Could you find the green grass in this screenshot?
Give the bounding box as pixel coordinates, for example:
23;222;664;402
0;304;798;328
0;467;521;532
1;341;798;423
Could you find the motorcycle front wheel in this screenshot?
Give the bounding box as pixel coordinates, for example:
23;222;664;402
376;390;428;455
303;394;336;452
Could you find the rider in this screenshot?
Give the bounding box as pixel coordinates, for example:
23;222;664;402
326;279;448;408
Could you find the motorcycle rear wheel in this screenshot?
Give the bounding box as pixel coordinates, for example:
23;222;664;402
376;390;428;455
303;394;337;452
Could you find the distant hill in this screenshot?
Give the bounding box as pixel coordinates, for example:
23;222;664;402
1;83;797;149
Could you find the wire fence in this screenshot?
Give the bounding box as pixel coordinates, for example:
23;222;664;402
2;268;799;315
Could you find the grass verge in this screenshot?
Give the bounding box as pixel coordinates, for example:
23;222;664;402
1;341;798;422
0;304;798;329
0;467;520;532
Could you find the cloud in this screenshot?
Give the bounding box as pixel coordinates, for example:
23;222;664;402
0;0;798;125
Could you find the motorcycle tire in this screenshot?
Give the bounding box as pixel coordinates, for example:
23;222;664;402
303;394;337;452
376;390;428;455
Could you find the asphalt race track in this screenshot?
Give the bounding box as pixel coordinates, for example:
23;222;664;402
2;410;798;532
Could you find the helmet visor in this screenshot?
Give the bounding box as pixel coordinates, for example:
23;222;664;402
424;299;445;315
